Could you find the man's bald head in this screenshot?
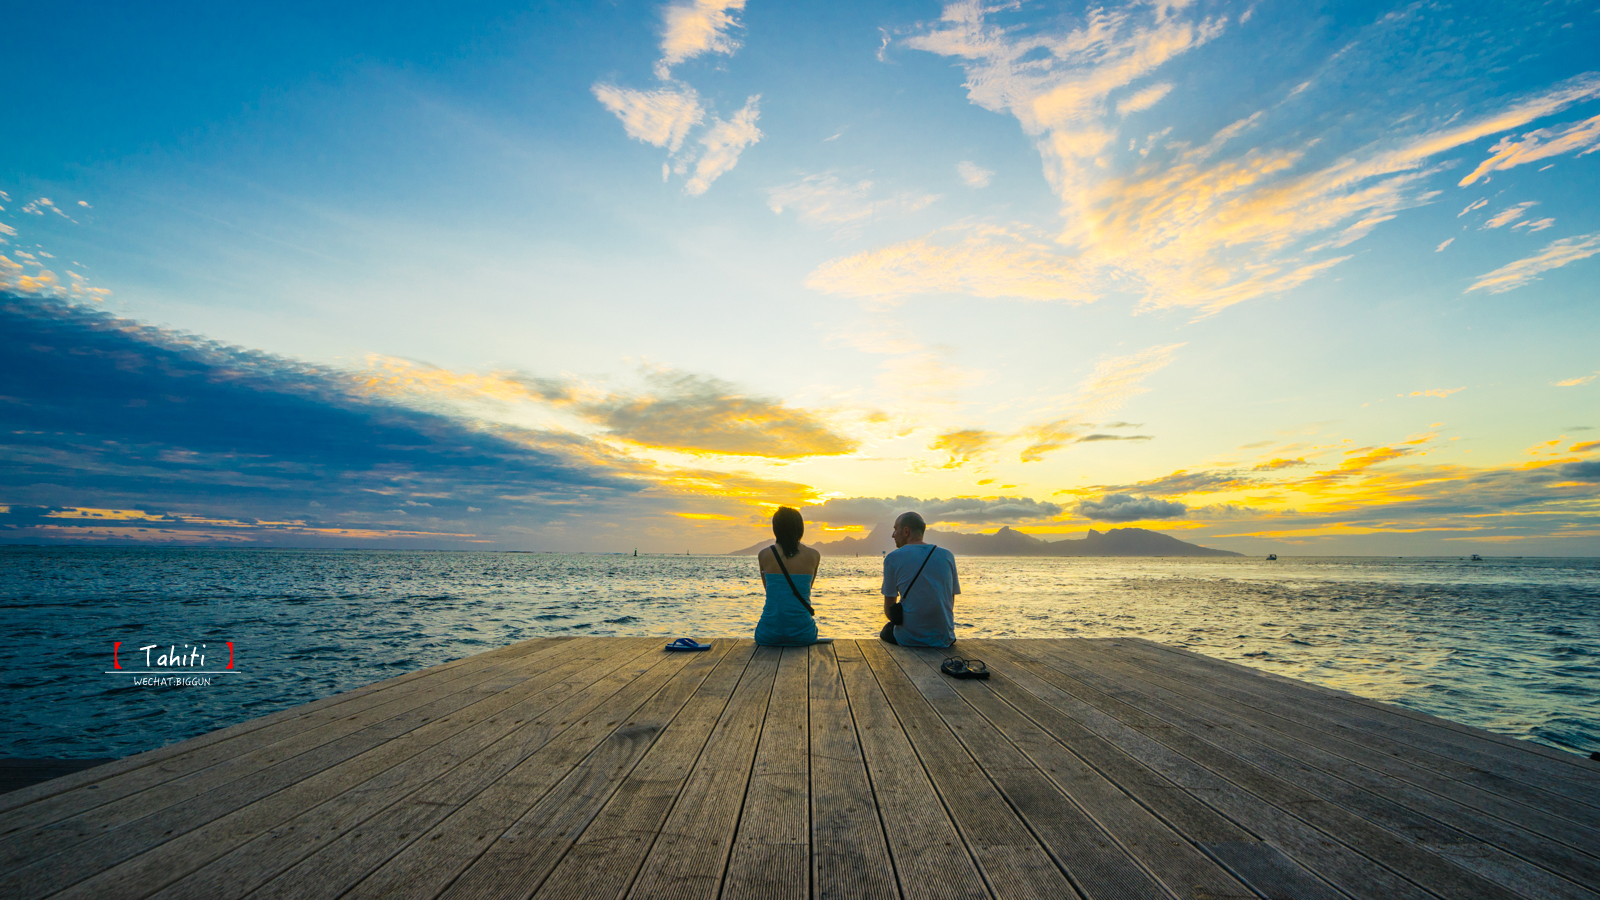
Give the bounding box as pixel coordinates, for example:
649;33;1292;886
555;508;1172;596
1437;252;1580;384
894;511;926;536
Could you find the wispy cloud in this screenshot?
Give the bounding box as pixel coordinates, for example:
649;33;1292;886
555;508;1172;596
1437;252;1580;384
806;224;1096;304
1435;238;1454;252
1407;387;1465;398
1459;114;1600;186
1482;202;1536;229
363;357;857;459
768;173;938;235
928;428;1000;468
1467;231;1600;294
957;160;994;187
1018;343;1182;462
592;84;703;152
595;0;760;193
685;96;763;195
1554;374;1597;387
655;0;747;79
811;2;1600;314
1116;82;1173;116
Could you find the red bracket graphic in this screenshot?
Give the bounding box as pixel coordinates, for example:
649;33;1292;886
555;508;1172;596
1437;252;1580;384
226;642;235;669
113;641;122;670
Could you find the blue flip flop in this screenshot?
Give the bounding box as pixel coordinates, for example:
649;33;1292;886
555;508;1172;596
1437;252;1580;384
665;638;712;651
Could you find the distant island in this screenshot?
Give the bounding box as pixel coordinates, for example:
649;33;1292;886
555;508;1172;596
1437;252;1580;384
728;522;1243;557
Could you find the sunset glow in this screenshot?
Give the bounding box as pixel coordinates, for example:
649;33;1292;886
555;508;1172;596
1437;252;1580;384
3;0;1597;554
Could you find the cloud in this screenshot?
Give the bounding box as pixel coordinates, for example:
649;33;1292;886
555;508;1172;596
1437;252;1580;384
1116;82;1173;116
1482;202;1536;229
1459;198;1488;217
1557;461;1600;482
1467;231;1600;294
655;0;747;79
363;357;857;459
957;160;994;187
843;5;1600;314
1077;493;1187;522
1554;374;1597;387
1435;238;1453;252
1018;420;1083;462
806;224;1096;304
1459;114;1600;186
592;84;704;153
767;173;938;235
1253;457;1309;471
0;292;656;546
1103;469;1256;496
805;494;1063;526
1076;433;1152;442
555;367;855;458
685;96;762;195
1407;387;1464;398
928;428;1000;468
1514;218;1556;233
1016;343;1182;462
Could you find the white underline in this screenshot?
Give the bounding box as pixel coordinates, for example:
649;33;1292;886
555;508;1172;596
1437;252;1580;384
105;671;242;674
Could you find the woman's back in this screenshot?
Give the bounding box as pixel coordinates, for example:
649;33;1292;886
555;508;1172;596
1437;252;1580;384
755;544;819;646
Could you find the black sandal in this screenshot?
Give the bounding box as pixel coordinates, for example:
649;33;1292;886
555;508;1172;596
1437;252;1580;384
940;657;990;679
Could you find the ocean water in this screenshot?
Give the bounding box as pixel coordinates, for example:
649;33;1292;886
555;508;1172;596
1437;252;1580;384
0;546;1595;760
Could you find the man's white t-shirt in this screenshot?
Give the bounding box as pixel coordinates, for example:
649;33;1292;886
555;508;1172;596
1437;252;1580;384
881;544;960;648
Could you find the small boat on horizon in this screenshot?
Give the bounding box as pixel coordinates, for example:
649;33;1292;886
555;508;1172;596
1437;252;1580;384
1470;554;1483;561
1266;554;1277;560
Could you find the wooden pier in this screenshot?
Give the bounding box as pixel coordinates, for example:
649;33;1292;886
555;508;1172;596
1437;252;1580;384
2;637;1596;899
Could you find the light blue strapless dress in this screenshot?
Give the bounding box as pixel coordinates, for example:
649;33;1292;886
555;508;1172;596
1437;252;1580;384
755;573;818;646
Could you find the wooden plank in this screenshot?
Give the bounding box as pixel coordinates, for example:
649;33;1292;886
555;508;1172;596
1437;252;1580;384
269;641;697;900
1104;638;1600;833
1016;639;1534;900
858;639;1079;900
621;643;783;900
893;643;1270;900
1061;638;1600;889
530;641;758;900
721;646;811;900
0;635;581;843
971;641;1435;900
142;640;712;900
0;636;574;816
1126;638;1600;774
0;760;115;796
1117;639;1600;805
1;636;612;900
429;641;738;900
834;640;987;900
806;642;897;900
118;634;665;896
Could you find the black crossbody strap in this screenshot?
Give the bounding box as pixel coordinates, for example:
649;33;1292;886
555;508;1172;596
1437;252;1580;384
770;546;815;616
899;544;938;601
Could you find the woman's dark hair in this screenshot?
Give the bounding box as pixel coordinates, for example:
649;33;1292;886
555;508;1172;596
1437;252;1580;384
772;507;804;558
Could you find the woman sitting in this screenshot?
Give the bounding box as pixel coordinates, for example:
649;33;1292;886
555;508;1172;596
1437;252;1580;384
754;507;821;646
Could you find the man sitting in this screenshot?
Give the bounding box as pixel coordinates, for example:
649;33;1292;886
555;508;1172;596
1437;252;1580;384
879;511;960;647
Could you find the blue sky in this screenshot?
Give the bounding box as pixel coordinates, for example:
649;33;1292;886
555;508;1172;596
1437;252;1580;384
3;0;1598;553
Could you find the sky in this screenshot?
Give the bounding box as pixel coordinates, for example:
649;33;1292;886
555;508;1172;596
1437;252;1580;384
2;0;1598;555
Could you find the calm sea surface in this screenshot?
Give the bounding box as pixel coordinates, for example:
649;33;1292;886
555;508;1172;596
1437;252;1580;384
1;547;1595;759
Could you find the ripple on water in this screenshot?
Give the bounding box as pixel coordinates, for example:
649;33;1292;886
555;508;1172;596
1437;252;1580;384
0;547;1595;760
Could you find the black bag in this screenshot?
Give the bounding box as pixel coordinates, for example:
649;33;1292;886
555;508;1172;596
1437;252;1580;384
888;545;938;626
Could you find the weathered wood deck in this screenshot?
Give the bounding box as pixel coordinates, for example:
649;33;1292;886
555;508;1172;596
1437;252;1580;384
2;637;1596;900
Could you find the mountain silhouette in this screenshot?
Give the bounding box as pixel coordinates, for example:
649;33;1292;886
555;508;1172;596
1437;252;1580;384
728;522;1242;557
